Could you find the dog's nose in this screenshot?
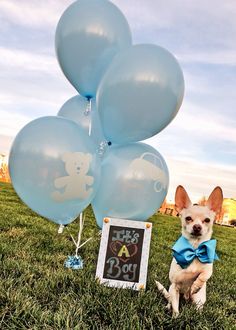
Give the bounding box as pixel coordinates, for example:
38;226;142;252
193;224;202;232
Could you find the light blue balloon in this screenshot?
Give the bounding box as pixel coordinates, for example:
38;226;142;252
97;44;185;144
58;95;91;133
9;116;101;225
92;143;169;228
55;0;132;98
58;95;105;146
90;101;106;147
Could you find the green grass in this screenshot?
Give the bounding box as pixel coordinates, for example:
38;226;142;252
0;182;235;330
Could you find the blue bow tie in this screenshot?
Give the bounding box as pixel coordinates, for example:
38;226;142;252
172;236;219;269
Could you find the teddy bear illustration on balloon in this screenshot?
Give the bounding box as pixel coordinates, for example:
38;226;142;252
52;152;94;202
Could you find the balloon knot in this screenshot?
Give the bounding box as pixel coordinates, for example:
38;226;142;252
97;141;110;156
84;98;92;116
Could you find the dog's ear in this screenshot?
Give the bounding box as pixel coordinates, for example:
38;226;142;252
206;186;223;213
175;185;192;213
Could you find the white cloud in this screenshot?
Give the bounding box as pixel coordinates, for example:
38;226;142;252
146;99;236;200
0;47;56;73
179;50;236;66
0;0;73;28
146;100;236;157
0;46;75;119
0;110;30;137
113;0;236;65
173;103;236;144
3;1;235;46
0;135;14;156
183;71;215;95
113;0;236;31
165;157;236;202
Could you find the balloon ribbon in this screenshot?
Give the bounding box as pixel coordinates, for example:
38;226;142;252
64;212;93;270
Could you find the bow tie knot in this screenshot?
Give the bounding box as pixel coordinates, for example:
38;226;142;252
195;250;201;257
172;236;219;269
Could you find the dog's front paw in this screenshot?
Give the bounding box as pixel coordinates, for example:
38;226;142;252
172;311;179;318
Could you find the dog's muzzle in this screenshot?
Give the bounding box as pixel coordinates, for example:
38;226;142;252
192;224;202;236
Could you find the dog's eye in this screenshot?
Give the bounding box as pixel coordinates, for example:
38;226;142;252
185;216;192;221
204;218;211;223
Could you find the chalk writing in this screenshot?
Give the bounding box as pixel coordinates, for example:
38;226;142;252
103;225;144;283
112;229;140;244
106;257;138;281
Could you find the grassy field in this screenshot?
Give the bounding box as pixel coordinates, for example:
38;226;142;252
0;182;235;330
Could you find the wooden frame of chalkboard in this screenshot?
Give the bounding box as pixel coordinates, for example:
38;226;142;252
96;217;152;291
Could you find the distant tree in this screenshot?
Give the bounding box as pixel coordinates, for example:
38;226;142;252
158;199;166;213
198;196;207;206
0;163;10;182
230;219;236;226
161;198;167;209
215;204;226;223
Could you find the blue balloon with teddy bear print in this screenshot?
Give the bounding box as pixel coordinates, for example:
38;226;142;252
9;116;101;225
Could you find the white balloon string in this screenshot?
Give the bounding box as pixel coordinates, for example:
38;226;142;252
84;98;92;136
88;98;92;136
65;212;93;258
70;233;77;246
75;212;84;257
84;97;91;116
77;237;93;249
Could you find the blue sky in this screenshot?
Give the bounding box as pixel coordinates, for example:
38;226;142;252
0;0;235;201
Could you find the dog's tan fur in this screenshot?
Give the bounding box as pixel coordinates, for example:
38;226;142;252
156;185;223;317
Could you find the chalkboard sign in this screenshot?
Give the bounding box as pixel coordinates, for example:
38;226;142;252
96;217;152;290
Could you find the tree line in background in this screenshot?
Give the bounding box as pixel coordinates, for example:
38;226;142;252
0;154;10;183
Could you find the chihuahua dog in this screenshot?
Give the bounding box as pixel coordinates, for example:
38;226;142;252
156;185;223;317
